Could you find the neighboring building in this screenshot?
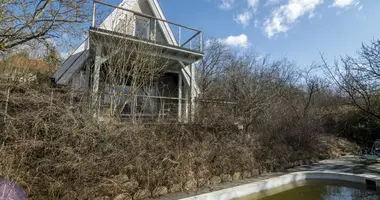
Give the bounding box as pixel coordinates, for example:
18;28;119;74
51;0;204;121
1;56;52;82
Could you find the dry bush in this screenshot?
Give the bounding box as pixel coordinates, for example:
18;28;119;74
195;47;359;172
0;81;254;199
0;76;355;199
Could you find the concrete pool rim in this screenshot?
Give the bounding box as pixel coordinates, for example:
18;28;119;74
179;171;380;200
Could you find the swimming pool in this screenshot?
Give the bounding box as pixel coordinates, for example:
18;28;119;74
180;171;380;200
239;180;379;200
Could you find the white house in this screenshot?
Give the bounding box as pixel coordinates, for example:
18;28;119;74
51;0;204;121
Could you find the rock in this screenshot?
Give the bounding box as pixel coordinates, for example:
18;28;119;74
187;170;196;179
210;176;221;185
242;171;252;179
133;189;151;200
268;165;274;172
197;178;209;187
152;186;168;197
221;174;232;182
197;168;210;178
115;174;129;183
94;196;111;200
122;181;139;193
169;183;182;193
184;179;197;191
287;162;294;168
99;183;117;196
232;172;241;181
298;160;303;165
251;169;259;176
113;193;132;200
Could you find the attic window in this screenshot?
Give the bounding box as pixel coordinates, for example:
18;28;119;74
134;16;150;39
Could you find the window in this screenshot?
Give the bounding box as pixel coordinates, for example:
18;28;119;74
134;16;150;39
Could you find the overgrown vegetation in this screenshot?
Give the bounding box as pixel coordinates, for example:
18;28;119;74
0;78;353;199
0;39;368;199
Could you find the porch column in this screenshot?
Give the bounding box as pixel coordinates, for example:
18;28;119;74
185;86;189;123
92;44;102;112
178;72;182;122
190;63;196;122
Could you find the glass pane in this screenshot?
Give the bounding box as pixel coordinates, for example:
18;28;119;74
135;16;150;39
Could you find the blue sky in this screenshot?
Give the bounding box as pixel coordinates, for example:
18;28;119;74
153;0;380;67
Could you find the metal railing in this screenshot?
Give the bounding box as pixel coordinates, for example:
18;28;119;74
92;0;203;52
99;94;188;121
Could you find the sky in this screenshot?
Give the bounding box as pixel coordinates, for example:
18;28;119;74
152;0;380;67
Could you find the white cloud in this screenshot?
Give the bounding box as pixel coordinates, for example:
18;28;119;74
219;0;235;10
217;34;249;48
358;5;363;11
234;11;252;27
263;0;323;38
248;0;260;10
331;0;357;8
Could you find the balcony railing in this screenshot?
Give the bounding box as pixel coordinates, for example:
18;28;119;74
92;0;203;52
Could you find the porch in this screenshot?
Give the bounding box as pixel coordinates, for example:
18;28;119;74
87;0;204;122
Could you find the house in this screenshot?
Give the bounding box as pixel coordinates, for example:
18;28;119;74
51;0;204;121
1;56;52;83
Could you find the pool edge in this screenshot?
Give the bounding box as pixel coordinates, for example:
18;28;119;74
179;171;380;200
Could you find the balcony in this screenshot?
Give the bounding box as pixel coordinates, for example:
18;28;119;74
90;0;204;64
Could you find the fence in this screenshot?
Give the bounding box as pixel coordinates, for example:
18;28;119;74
100;94;188;122
196;98;238;123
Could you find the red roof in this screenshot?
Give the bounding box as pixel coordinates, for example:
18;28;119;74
6;56;52;73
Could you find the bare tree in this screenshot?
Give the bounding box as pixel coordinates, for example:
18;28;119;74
0;0;91;51
197;39;228;96
321;39;380;120
214;50;287;132
96;38;169;117
90;13;170;117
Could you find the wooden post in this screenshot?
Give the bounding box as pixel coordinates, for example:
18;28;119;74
178;72;182;122
153;19;157;42
132;95;137;122
92;1;96;27
185;85;189;123
92;44;102;115
190;63;196;122
200;31;203;52
178;27;181;46
189;64;193;123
